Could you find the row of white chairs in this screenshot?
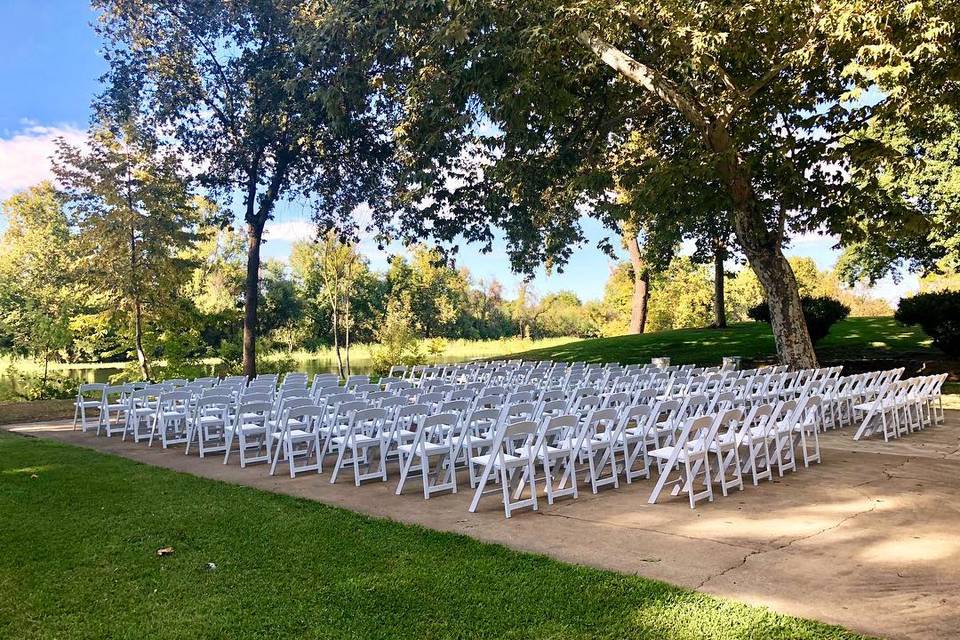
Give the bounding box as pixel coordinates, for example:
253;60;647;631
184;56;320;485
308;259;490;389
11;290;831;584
68;364;824;516
852;374;948;441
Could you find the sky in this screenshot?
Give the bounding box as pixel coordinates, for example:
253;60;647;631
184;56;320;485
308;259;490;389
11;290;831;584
0;0;917;304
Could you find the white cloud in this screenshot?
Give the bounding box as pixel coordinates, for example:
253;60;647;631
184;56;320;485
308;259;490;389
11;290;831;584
0;123;86;200
263;220;318;243
790;229;838;247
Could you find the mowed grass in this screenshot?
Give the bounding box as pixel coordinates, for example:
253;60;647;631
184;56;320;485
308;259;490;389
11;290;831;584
0;432;865;640
506;317;942;367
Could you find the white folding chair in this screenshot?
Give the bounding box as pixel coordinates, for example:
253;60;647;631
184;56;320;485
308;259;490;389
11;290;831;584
223;400;272;467
706;408;746;496
73;383;106;432
269;405;324;478
648;415;715;508
98;384;130;436
468;419;539;518
738;403;776;485
149;390;192;448
395;413;459;499
329;407;390;485
571;408;621;494
185;394;232;458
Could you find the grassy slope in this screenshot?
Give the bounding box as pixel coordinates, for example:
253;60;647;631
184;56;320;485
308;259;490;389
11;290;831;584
0;432;864;640
505;317;940;367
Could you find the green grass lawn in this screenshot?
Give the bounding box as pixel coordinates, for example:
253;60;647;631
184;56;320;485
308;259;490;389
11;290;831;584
0;432;865;640
505;317;943;367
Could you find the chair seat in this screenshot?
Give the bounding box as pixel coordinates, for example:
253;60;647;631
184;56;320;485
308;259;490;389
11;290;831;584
76;400;101;408
237;423;267;434
649;445;704;463
331;433;380;446
590;431;617;443
539;444;571;457
397;442;449;456
272;429;312;440
747;426;771;439
470;452;525;468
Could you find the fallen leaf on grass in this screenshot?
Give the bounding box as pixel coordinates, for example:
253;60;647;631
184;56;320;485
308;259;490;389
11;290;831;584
156;547;174;557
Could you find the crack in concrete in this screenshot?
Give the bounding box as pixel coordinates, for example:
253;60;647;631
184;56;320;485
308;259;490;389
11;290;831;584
693;463;908;591
538;508;758;552
695;499;880;590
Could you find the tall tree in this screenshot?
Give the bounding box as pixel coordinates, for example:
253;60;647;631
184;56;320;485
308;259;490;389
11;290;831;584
291;232;365;378
386;247;471;339
54;123;196;379
361;0;958;368
620;223;650;334
0;183;77;395
94;0;396;376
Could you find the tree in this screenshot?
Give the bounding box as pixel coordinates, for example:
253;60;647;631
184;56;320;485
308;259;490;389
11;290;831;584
594;263;636;337
0;183;76;395
386;247;471;339
183;207;247;352
645;258;715;332
291;232;365;378
54;122;196;380
94;0;397;377
619;223;650;334
258;259;301;349
536;291;592;338
461;279;516;339
363;0;959;368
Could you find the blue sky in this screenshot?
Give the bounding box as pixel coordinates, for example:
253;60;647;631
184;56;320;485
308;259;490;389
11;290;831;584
0;1;914;303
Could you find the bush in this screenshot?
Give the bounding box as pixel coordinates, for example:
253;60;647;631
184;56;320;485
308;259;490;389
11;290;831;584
258;354;299;377
895;290;960;356
3;364;81;401
747;296;850;342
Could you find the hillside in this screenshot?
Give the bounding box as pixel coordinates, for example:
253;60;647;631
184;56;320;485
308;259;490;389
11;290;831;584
505;317;953;373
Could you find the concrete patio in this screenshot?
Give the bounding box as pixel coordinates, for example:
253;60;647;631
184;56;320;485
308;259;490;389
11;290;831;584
5;412;960;640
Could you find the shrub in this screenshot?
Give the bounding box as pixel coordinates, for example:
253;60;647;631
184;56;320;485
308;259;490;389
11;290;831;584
426;337;447;359
747;296;850;342
3;364;81;401
214;338;244;376
895;290;960;356
258;354;298;377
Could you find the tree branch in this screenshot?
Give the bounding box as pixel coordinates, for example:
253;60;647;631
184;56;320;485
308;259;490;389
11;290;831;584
578;31;709;132
717;62;787;126
155;0;240;137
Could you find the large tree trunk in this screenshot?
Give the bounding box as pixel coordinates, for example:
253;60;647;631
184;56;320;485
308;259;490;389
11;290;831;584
344;293;352;377
41;349;50;400
713;242;727;329
133;299;151;380
242;220;265;379
129;223;150;380
623;227;650;334
332;304;345;380
712;130;816;368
